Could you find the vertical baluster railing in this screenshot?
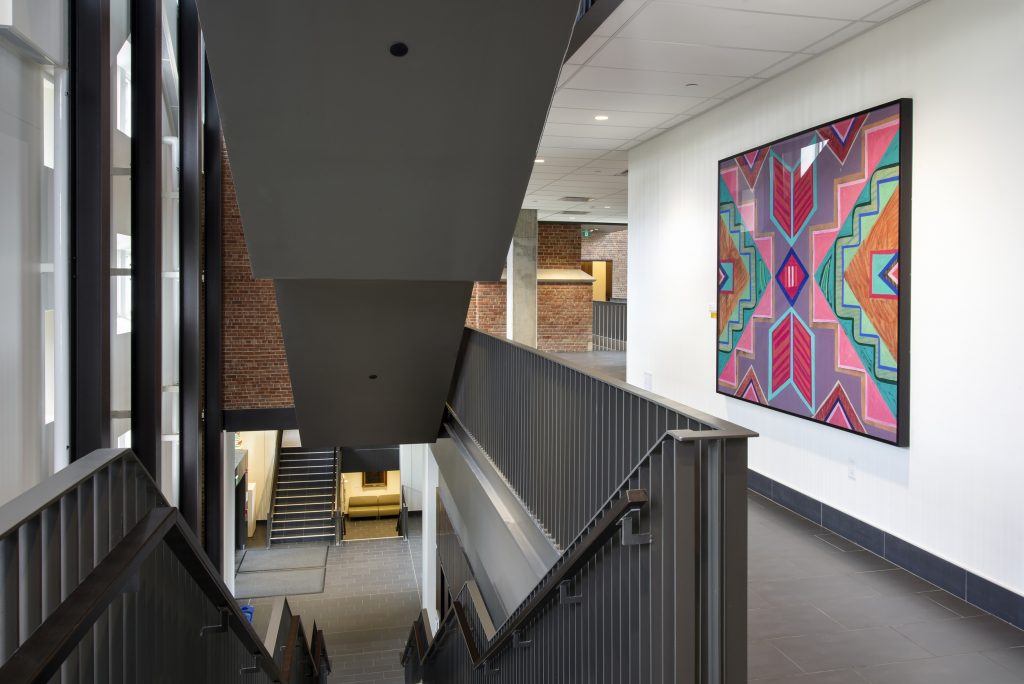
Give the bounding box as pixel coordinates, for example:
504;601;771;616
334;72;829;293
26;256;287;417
0;449;167;681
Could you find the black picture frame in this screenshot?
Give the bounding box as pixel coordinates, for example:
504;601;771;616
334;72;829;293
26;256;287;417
715;98;911;447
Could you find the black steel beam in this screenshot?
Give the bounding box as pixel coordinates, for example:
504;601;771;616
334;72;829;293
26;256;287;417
202;61;225;570
222;408;299;433
69;0;111;459
179;0;203;536
130;0;163;478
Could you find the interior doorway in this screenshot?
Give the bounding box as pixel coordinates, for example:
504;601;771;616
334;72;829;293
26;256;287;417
581;260;613;301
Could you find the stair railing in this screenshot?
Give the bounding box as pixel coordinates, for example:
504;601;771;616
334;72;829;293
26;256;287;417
0;449;333;683
333;448;342;545
266;442;283;549
402;484;648;674
0;448;162;666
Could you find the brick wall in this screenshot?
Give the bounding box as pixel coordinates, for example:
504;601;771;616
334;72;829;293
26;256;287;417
222;150;295;409
466;223;592;352
538;284;592;352
581;229;628;300
466;282;506;338
538;224;581;268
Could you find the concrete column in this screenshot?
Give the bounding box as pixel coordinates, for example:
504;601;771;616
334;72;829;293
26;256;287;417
506;209;538;347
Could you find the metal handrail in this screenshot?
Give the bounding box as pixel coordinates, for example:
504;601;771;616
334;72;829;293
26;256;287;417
402;487;648;670
333;447;342;545
266;441;284;549
0;448;135;540
0;506;284;683
449;328;757;550
464;329;755;435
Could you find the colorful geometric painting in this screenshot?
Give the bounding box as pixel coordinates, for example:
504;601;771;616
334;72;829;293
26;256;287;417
717;100;911;446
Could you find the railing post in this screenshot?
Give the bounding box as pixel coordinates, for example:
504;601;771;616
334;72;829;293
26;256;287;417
0;533;17;661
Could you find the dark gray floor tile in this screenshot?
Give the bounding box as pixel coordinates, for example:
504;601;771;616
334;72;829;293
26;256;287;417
813;592;959;630
834;551;896;574
771;626;932;671
748;604;845;641
751;572;879;608
816;534;864;553
894;616;1024;656
755;669;868;683
749;585;774;611
984;646;1024;677
922;590;986;618
749;640;804;680
854;568;940;596
858;652;1022;684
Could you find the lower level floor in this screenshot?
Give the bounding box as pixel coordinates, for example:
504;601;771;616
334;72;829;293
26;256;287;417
235;498;1023;683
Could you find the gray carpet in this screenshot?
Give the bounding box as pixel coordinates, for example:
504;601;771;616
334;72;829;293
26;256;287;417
238;545;327;572
234;568;326;599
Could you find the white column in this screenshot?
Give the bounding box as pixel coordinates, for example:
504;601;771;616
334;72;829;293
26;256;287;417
222;431;236;593
422;445;440;630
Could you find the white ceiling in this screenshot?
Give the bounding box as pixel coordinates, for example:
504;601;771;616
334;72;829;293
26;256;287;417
525;0;928;223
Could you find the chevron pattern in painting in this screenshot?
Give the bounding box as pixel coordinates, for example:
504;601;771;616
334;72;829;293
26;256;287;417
717;100;910;445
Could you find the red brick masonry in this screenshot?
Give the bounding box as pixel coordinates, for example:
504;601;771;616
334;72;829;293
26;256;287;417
466;224;592;352
221;150;295;409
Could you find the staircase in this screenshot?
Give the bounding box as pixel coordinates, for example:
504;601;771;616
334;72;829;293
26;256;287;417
268;447;339;545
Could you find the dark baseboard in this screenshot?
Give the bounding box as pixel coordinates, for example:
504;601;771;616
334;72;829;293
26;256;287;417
749;470;1024;631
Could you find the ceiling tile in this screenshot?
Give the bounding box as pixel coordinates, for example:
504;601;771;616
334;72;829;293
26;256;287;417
533;146;606;159
553;88;707;114
803;21;874;53
863;0;928;22
583;159;629;170
540;135;632;150
566;65;744;97
655;0;893;21
557;64;581;86
593;0;649;36
574;166;627;176
546;107;675;128
754;51;814;77
544;122;650;139
633;128;667;142
566;33;609;65
683;98;723;115
711;77;765;100
590;38;790;77
618;3;850;52
601;150;630;160
528;164;585;175
659;112;692;128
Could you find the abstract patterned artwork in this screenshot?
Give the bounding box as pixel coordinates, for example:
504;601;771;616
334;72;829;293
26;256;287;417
717;100;911;446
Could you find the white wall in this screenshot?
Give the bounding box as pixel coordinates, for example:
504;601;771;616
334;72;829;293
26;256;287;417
237;430;279;522
399;443;428;511
0;9;68;507
628;0;1024;596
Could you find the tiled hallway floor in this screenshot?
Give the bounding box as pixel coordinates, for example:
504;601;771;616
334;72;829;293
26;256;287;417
241;500;1023;683
240;522;422;684
747;491;1024;682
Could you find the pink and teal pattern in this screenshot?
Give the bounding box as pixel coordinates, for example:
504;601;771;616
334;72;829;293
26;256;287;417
717;101;910;446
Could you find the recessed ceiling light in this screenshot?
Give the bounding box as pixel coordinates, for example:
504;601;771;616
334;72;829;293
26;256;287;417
604;206;611;209
535;158;545;163
594;115;609;121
